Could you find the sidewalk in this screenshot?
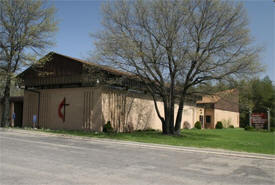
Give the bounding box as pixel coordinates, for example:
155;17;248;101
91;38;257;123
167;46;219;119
1;127;275;160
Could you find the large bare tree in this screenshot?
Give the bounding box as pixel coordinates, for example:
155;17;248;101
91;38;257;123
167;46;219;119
92;0;261;135
0;0;57;127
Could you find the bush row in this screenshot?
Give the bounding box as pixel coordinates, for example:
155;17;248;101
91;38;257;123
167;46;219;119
193;121;235;129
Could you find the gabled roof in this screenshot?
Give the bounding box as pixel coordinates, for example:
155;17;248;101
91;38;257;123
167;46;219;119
18;52;136;79
196;89;238;104
16;52;202;103
52;52;135;78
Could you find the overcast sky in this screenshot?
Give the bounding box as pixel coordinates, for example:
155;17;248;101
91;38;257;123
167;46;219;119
49;0;275;81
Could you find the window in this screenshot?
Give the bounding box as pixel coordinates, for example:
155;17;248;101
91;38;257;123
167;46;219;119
206;115;211;123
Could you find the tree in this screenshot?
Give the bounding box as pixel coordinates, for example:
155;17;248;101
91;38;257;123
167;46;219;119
238;76;275;127
0;0;57;127
93;0;262;135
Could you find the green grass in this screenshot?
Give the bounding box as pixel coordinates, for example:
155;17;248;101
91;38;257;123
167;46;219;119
25;127;275;155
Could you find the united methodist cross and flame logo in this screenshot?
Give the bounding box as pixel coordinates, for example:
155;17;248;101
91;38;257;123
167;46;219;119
58;97;70;122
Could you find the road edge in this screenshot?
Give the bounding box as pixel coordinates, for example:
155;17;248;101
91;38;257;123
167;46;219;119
1;127;274;160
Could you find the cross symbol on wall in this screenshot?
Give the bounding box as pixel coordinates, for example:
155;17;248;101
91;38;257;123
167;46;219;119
58;97;70;122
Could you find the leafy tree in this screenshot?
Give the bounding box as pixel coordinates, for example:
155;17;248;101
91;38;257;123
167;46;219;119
251;77;274;112
92;0;262;134
0;74;23;97
236;76;274;127
250;77;274;126
0;0;57;127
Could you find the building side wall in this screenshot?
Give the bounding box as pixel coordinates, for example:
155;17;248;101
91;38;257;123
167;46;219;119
101;88;201;131
23;91;39;127
23;87;103;131
101;89;162;131
23;86;203;132
82;88;103;131
182;105;204;129
214;109;239;128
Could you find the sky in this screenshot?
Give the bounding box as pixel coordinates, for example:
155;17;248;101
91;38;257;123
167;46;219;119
49;0;275;81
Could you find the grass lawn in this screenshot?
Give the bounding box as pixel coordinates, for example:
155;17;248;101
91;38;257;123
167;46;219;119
25;128;274;155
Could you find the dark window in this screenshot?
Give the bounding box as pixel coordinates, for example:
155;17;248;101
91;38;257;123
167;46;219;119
206;116;211;123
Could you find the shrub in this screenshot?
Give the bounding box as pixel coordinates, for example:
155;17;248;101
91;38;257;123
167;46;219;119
103;121;113;133
270;127;275;132
194;121;202;129
183;121;191;129
228;125;234;128
244;125;255;131
215;121;223;129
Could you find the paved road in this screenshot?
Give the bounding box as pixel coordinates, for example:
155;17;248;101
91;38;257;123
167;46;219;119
0;129;274;185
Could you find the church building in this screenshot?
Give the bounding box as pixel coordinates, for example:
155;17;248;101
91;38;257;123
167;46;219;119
16;52;239;131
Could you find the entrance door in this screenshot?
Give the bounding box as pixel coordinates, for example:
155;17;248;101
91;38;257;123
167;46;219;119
14;102;23;127
205;115;212;129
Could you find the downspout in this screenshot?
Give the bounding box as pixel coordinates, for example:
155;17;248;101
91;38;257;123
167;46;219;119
25;89;40;128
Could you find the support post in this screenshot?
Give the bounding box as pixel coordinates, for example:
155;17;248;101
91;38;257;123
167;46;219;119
267;108;270;132
249;109;252;127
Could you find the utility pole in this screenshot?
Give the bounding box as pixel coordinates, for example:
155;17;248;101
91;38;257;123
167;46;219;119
267;108;270;131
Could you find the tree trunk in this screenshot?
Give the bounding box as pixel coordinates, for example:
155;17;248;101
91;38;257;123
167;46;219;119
160;96;169;134
1;75;11;127
162;106;176;135
168;109;175;135
168;82;175;135
161;117;167;134
163;105;170;134
162;97;177;135
175;95;185;135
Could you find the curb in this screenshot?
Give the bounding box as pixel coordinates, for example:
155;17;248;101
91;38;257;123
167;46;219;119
1;128;275;161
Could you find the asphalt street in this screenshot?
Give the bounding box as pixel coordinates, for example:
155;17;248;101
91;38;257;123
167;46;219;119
0;129;274;185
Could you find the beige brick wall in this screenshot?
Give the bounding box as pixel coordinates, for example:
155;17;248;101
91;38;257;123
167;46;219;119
101;89;163;131
214;109;239;128
182;105;204;129
101;88;201;131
